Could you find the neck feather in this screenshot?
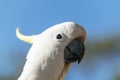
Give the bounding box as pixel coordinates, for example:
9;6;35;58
58;63;71;80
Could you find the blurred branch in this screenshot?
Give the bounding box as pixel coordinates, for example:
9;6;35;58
86;36;120;54
114;73;120;80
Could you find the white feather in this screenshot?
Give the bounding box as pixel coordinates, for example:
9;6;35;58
17;22;86;80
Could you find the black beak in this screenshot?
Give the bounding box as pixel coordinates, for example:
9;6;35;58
64;39;85;64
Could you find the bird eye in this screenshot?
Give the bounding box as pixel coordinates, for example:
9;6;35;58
56;34;62;39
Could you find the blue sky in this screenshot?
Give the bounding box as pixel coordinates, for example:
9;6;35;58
0;0;120;79
0;0;120;42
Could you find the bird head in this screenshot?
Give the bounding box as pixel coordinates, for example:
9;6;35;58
16;22;86;64
16;22;86;80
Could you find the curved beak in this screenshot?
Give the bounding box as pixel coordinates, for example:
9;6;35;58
64;39;85;64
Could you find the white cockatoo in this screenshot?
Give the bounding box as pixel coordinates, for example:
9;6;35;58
16;22;86;80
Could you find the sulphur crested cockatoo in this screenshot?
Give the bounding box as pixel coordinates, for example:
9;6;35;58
16;22;86;80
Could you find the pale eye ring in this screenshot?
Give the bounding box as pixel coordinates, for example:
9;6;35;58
56;34;63;39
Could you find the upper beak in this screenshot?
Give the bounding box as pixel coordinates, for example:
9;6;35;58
64;39;85;64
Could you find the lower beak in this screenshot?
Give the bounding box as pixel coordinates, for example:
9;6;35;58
64;39;85;64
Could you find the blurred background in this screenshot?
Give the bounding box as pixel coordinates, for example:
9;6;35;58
0;0;120;80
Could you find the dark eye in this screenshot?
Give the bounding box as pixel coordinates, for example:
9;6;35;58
56;34;62;39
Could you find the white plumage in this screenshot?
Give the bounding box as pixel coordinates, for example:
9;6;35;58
16;22;86;80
